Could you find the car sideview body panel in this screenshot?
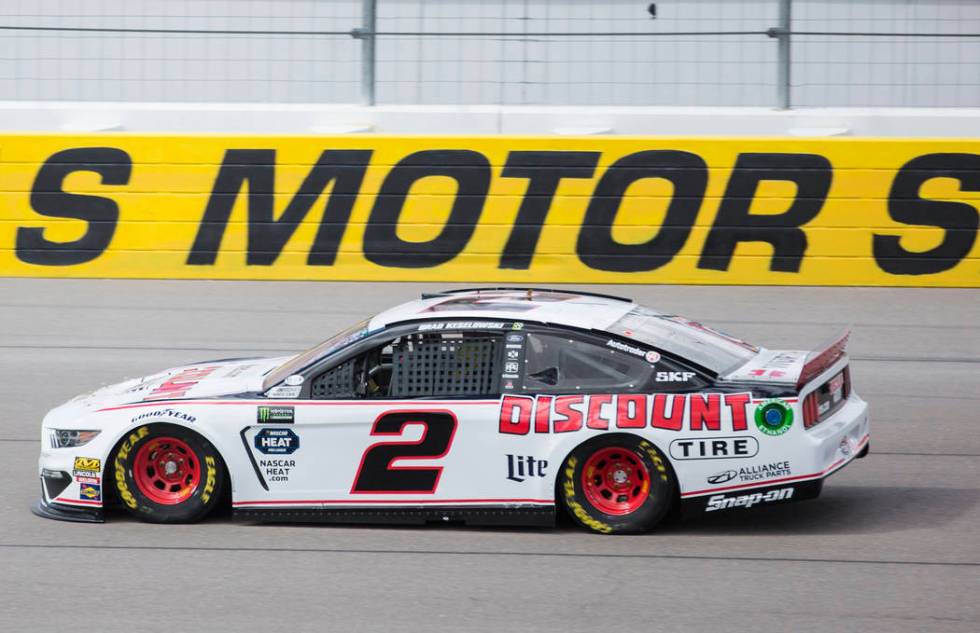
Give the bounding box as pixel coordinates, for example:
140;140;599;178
35;288;869;533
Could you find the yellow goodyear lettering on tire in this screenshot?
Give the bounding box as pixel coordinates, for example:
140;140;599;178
640;440;669;483
200;455;217;503
114;426;150;509
561;456;613;534
1;135;978;287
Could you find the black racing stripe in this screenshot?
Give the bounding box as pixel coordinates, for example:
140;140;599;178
239;426;269;491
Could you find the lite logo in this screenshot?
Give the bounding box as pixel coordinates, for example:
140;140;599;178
506;454;547;482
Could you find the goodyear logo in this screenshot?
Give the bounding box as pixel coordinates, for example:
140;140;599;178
1;135;977;287
73;457;101;472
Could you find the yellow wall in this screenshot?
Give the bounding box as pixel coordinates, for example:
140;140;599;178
1;134;978;286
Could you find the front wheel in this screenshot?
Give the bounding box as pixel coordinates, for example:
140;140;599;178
559;434;675;534
112;423;225;523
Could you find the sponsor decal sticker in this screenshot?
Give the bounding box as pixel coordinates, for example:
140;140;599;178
506;454;548;483
131;408;196;424
645;350;661;364
606;339;646;357
267;385;301;398
73;457;101;472
655;371;696;382
284;374;305;386
705;487;794;512
706;470;738;485
754;399;794;436
707;461;791;485
144;366;219;401
79;483;101;501
500;392;752;435
254;427;300;455
257;405;295;424
75;474;100;485
260;458;295;483
669;436;760;460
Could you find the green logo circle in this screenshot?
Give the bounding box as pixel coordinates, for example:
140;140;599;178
754;399;794;436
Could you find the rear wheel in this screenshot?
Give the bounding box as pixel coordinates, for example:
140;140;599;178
559;434;675;534
112;423;224;523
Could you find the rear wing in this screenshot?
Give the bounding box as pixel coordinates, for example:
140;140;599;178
796;328;850;389
720;327;850;388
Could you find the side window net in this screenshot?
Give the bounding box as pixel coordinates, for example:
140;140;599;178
390;333;500;397
310;358;357;399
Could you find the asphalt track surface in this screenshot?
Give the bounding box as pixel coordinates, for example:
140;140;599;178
1;279;977;632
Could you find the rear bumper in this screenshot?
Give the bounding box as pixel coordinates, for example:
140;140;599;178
680;395;869;517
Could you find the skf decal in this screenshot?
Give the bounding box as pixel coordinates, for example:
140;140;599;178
499;393;752;434
3;137;978;287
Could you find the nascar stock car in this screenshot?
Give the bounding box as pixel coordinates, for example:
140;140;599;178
35;288;869;534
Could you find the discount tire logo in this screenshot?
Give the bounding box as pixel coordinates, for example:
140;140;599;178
3;136;978;286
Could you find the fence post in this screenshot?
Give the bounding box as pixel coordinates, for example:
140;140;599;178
776;0;792;109
356;0;377;105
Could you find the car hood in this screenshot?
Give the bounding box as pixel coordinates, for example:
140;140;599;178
51;357;290;421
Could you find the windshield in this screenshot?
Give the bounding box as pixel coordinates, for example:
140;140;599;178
609;307;758;375
262;318;371;391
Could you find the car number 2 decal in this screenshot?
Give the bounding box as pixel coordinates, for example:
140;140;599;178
350;410;458;493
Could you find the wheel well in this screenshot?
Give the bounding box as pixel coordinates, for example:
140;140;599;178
103;423;233;513
552;433;681;522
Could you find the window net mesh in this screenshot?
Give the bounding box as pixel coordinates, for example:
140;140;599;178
390;333;499;397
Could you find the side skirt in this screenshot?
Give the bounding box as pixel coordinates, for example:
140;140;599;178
233;505;556;528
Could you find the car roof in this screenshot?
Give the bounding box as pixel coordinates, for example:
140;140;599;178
368;288;644;334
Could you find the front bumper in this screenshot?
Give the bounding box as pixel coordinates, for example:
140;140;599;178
32;496;104;523
33;468;105;523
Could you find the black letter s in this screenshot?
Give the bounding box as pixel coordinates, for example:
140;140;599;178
874;153;979;275
16;147;131;265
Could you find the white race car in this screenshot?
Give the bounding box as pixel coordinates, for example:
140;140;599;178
35;288;869;534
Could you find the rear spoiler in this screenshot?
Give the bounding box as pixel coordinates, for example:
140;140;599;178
720;327;850;387
796;328;850;389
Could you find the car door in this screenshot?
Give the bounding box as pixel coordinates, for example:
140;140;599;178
269;325;510;508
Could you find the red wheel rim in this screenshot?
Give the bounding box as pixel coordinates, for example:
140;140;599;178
581;446;651;515
132;437;201;505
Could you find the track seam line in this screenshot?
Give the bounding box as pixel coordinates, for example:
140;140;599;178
1;542;975;566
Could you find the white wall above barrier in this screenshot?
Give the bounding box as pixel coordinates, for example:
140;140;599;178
2;102;980;137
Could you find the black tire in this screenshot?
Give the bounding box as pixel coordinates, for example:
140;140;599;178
558;434;676;534
111;423;225;523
